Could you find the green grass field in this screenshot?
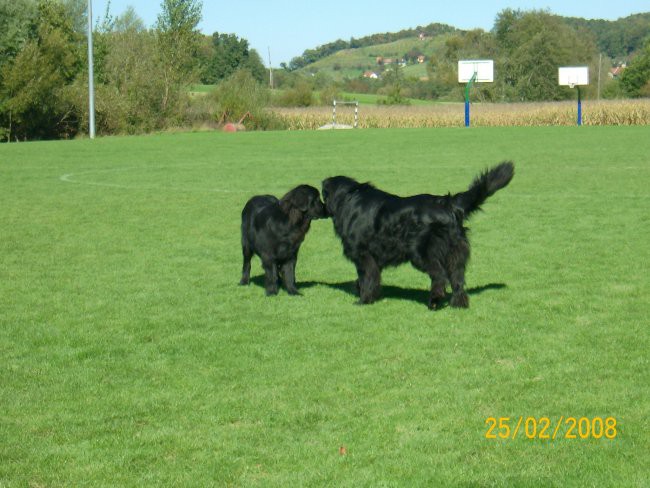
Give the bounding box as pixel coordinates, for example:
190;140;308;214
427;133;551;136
1;127;649;486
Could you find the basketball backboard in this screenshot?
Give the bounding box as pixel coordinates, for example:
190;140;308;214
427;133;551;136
458;60;494;83
559;66;589;87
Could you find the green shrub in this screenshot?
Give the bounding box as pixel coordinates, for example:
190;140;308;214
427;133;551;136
275;79;314;107
210;69;282;130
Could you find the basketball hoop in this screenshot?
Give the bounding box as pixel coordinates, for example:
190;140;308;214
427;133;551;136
458;60;494;127
559;67;589;126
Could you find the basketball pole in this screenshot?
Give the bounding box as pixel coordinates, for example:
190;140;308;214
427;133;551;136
464;72;477;127
577;86;582;126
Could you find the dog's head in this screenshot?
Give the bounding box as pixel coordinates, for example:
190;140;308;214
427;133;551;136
321;176;359;217
279;185;326;224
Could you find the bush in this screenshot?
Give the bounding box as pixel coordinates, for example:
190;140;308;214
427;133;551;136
275;79;314;107
210;69;282;130
319;84;341;106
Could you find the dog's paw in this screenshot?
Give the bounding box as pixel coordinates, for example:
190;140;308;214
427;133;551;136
286;289;302;296
450;292;469;308
239;278;250;286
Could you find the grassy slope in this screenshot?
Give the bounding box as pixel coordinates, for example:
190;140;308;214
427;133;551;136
1;127;649;486
299;35;449;80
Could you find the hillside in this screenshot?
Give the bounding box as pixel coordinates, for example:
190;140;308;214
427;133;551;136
294;11;650;81
565;12;650;60
299;35;450;80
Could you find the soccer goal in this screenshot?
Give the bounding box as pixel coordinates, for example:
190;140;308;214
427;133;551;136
332;100;359;128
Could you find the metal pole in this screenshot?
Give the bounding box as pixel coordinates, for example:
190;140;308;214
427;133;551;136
464;72;477;127
87;0;96;139
268;46;273;89
597;53;602;101
577;86;582;126
332;100;336;126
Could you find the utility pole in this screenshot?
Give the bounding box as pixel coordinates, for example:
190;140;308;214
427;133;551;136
597;53;602;101
268;47;274;90
87;0;96;139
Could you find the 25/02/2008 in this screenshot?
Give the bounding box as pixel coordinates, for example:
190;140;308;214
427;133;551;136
485;416;618;440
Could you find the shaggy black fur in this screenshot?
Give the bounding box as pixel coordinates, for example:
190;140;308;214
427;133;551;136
321;162;514;309
240;185;326;295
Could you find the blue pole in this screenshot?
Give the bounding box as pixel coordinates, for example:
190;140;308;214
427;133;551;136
577;86;582;126
464;72;477;128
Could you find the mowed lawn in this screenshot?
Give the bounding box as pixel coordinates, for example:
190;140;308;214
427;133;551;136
1;127;648;487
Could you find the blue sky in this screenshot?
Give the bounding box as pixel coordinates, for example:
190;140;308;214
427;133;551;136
91;1;649;65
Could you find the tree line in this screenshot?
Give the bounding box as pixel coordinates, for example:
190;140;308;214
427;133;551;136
1;2;649;141
0;0;269;141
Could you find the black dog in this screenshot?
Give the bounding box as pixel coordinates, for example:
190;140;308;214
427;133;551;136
322;162;514;309
240;185;326;295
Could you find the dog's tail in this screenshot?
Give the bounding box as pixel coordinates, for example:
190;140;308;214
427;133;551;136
452;161;514;219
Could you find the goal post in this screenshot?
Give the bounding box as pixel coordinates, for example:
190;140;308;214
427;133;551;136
332;100;359;128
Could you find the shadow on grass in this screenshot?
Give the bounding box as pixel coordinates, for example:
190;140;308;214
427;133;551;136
249;275;506;308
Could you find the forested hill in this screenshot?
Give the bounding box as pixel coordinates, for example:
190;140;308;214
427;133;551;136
285;22;458;70
564;12;650;59
287;11;650;70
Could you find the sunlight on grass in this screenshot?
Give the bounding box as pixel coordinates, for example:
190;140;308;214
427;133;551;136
1;127;648;486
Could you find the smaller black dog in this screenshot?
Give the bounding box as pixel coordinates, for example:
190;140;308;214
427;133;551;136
240;185;326;295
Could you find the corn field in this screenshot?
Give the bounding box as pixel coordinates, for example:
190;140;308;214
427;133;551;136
272;99;650;129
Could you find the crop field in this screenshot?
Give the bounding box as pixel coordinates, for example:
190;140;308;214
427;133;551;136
275;99;650;129
1;127;649;486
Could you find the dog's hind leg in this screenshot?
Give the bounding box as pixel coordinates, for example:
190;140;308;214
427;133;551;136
281;257;300;295
240;242;253;285
448;241;470;308
262;259;279;296
427;261;447;310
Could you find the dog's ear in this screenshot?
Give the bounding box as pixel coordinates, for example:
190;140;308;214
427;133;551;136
280;187;310;212
280;187;311;224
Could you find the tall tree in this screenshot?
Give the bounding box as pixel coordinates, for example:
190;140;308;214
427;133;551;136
2;0;83;139
495;10;597;101
202;33;266;84
0;0;38;70
619;39;650;97
156;0;203;110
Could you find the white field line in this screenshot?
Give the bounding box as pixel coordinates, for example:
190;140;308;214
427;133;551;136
59;166;248;194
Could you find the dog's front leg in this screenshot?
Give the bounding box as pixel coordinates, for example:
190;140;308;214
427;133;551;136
262;260;279;296
281;258;300;295
239;244;252;285
356;256;381;304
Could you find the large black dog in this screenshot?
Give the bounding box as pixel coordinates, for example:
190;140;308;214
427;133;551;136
240;185;326;295
322;162;514;309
